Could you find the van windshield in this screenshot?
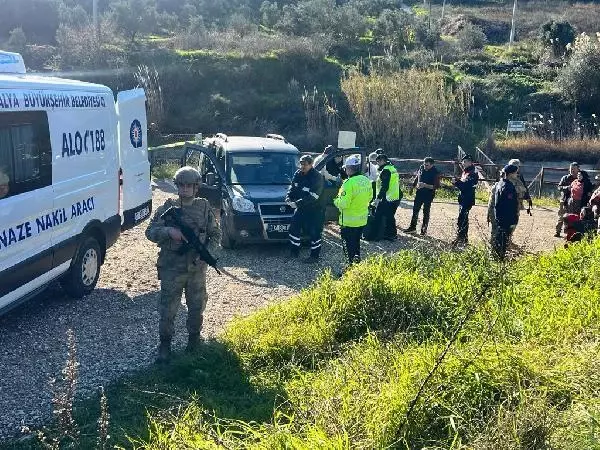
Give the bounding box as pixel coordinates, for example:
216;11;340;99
227;152;299;185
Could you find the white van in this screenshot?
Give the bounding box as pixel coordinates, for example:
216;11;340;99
0;51;152;313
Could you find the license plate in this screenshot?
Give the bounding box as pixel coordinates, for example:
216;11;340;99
134;206;150;222
267;224;290;233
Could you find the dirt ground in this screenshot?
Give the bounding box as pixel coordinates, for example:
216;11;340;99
0;183;564;439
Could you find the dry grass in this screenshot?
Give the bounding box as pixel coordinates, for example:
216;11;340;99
494;136;600;164
172;29;332;60
437;1;600;40
341;69;471;154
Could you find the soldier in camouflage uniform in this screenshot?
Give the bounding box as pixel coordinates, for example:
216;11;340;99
146;166;221;363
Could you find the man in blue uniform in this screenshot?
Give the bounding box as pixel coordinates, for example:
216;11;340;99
452;155;479;246
286;154;325;263
404;157;440;236
493;164;520;260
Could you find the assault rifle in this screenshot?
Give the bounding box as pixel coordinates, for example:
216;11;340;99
160;206;221;275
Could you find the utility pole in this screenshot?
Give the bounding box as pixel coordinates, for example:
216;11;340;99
509;0;517;47
93;0;99;43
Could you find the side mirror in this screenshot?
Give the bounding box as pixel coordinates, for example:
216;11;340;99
205;172;216;186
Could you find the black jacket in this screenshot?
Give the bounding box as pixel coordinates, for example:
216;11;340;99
325;158;347;180
376;165;395;201
558;171;593;203
286;168;325;211
454;165;479;207
494;178;519;229
413;165;440;197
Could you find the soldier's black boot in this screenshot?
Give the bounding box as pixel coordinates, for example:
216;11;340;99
186;333;201;353
156;339;172;364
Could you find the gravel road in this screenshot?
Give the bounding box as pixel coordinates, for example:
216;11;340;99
0;183;563;440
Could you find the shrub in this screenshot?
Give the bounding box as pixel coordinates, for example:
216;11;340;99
539;20;575;59
456;22;487;52
55;16;126;70
556;32;600;114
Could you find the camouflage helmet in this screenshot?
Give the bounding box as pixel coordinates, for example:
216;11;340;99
173;166;201;185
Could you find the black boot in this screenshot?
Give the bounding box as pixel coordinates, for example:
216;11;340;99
156;338;172;364
420;226;427;236
186;333;201;353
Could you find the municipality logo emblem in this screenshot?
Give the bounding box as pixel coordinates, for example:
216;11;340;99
130;119;143;148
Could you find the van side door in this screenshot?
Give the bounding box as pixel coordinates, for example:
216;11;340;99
116;89;152;230
182;143;225;211
0;110;54;310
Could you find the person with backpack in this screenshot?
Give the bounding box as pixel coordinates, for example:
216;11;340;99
555;162;593;237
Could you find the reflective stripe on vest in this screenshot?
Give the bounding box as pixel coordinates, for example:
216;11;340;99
376;164;400;201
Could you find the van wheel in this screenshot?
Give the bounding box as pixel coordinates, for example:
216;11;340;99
220;214;236;249
61;237;102;298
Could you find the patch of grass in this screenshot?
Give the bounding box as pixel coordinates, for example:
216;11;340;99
147;241;600;448
151;162;179;180
8;239;600;449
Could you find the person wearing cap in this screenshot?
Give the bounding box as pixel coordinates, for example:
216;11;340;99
286;154;325;263
334;155;372;268
404;157;440;235
555;162;593;237
0;169;10;199
146;166;221;363
371;153;401;241
492;164;520;260
452;154;479;246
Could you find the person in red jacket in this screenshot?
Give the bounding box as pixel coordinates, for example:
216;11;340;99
563;206;596;245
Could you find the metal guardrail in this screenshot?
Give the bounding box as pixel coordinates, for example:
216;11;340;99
148;141;189;170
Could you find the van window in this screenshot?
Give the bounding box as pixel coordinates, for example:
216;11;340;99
0;111;52;199
227;152;298;185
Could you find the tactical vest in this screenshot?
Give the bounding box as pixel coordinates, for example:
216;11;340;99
158;198;210;266
338;174;372;227
376;164;400;201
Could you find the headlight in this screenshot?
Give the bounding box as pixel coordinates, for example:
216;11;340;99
232;196;256;213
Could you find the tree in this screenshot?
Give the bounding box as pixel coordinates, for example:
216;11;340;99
372;9;415;55
278;0;335;36
0;0;60;44
109;0;159;42
456;23;487;52
7;27;27;54
539;20;575;58
330;5;367;45
58;3;90;26
557;32;600;114
260;1;279;29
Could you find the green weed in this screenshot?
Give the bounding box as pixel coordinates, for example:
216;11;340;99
7;240;600;450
